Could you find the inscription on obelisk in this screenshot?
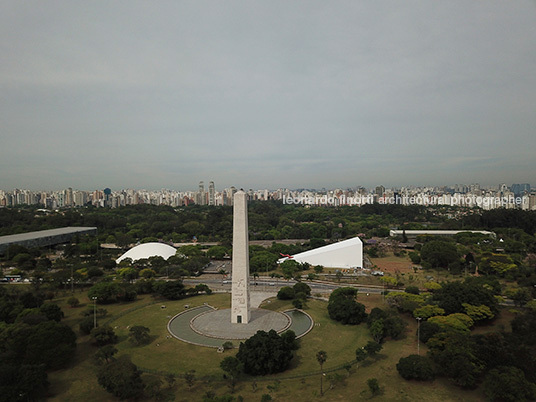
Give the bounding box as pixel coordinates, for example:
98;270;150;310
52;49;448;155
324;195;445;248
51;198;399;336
231;190;250;324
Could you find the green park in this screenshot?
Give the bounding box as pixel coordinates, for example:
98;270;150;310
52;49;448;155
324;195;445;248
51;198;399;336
1;202;536;401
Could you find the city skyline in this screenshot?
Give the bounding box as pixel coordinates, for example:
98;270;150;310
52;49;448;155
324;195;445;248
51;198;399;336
1;2;535;190
2;181;534;211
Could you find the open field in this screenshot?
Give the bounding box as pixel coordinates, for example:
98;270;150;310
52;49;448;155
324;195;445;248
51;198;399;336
44;288;497;401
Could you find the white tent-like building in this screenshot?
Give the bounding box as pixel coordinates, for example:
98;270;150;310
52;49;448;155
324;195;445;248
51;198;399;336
116;242;177;264
278;236;363;269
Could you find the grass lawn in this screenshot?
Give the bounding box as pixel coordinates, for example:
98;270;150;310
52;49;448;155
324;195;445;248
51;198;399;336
47;290;492;401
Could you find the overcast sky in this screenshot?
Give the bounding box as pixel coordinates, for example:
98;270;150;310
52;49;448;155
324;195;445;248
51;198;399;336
1;1;535;191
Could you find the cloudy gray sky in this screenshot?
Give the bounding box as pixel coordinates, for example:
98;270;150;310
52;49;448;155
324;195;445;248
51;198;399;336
1;1;535;191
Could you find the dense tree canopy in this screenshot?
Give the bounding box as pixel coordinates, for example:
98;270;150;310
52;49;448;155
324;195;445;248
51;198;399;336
328;287;367;325
431;279;498;316
97;355;144;400
420;240;460;269
236;330;297;375
483;366;536;402
396;354;435;381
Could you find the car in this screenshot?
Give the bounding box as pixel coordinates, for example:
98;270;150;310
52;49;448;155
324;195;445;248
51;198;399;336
371;270;384;276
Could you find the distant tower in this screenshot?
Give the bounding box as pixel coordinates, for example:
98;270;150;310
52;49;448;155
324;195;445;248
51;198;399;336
197;181;206;205
231;191;250;324
375;185;385;197
229;186;237;205
208;181;215;206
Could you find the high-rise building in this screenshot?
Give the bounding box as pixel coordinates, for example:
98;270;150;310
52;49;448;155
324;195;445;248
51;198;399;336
511;183;531;198
208;181;215;206
196;181;206;205
375;185;385;197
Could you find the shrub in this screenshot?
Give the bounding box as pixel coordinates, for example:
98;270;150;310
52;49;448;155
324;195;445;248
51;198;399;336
67;297;80;308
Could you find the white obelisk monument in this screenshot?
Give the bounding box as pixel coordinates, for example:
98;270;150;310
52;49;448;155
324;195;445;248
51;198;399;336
231;190;250;324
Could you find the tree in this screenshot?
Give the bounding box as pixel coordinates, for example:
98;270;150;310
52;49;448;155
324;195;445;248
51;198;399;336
293;282;311;296
4;320;77;370
405;286;420;295
193;283;212;295
483;366;536;402
236;330;296;375
462;303;494;322
95;345;118;364
91;325;118;346
432;280;498;316
276;286;295;300
139;268;156;278
165;373;175;388
428;313;474;333
396;355;435;381
79;316;95;335
420;240;459;269
280;330;299;351
154;280;186;300
427;332;483;388
508;288;532;307
39;303;64;322
0;363;49;402
328;287;367;325
250;252;278;272
316;350;327;396
144;376;164;401
419;321;442;343
369;320;384;343
129;325;151;346
207;245;228;259
220;356;242;392
383;314;407;340
280;260;299;280
413;305;445;320
87;282;123;304
97;355;144;400
367;378;380;396
408;251;421;264
184;369;196;390
355;348;367;366
364;341;382;357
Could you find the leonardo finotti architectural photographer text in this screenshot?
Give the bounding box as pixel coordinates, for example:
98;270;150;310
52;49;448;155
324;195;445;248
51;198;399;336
282;194;524;207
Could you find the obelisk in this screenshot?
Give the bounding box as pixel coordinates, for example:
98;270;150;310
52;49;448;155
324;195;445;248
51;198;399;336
231;190;250;324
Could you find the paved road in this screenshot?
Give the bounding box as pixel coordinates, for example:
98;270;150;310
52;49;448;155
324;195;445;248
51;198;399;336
183;277;397;295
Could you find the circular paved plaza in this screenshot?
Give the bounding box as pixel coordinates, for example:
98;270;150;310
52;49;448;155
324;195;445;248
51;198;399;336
190;308;290;339
168;305;314;348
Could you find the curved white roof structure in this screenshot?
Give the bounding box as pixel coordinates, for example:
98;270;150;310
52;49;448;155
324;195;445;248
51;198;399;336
278;236;363;269
116;242;177;264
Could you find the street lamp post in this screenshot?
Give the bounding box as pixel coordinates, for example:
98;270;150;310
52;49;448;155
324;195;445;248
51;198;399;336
92;297;98;328
416;317;422;355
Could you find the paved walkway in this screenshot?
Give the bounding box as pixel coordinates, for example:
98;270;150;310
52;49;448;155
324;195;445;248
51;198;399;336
191;308;290;339
249;291;278;308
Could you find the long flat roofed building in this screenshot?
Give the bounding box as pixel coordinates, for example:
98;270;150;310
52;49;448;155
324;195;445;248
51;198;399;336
389;229;495;238
0;227;97;254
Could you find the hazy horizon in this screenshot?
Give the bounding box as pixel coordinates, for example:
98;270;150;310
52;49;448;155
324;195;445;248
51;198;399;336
1;1;535;191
